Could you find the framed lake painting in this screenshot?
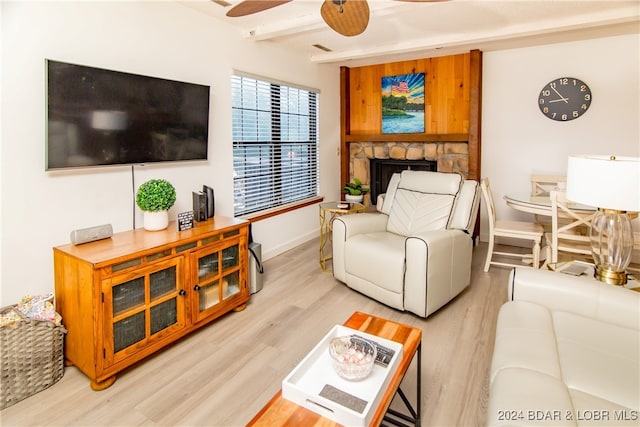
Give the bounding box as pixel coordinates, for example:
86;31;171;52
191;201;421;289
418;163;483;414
381;73;425;134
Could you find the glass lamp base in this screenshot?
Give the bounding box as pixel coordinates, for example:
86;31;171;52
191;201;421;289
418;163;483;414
590;208;633;286
594;265;628;286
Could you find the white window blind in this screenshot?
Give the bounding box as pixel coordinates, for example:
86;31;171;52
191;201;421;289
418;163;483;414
232;74;319;216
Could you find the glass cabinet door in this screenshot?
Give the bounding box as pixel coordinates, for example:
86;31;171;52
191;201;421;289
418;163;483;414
149;267;179;335
111;275;147;354
104;257;184;365
192;238;243;322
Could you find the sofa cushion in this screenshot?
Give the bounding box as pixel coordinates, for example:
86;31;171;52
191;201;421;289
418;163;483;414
492;300;640;409
488;368;576;427
490;301;562;383
569;389;639;426
489;269;640;427
490;296;640;426
344;231;406;294
553;311;639;411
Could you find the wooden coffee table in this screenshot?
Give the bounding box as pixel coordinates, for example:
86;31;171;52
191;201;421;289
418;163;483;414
247;311;422;427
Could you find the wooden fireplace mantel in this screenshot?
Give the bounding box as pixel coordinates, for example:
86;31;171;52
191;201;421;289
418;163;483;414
345;133;469;143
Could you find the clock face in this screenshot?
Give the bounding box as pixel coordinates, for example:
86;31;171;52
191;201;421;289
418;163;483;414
538;77;592;121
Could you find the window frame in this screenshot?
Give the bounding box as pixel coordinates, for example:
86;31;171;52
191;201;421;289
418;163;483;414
232;73;321;219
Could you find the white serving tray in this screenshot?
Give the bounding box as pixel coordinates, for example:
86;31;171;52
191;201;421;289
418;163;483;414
282;325;404;426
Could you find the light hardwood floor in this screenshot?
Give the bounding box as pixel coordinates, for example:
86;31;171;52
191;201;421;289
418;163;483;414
1;239;511;426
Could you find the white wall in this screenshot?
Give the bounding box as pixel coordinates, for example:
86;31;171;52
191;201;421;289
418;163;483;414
0;1;342;306
480;34;640;241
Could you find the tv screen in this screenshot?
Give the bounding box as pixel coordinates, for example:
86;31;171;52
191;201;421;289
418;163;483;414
46;60;210;170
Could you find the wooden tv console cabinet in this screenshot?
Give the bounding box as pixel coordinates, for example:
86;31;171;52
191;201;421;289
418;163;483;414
53;217;250;390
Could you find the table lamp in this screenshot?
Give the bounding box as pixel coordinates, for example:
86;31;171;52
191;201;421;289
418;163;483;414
566;155;640;285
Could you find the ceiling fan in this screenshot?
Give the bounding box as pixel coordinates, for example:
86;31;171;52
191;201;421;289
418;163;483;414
225;0;447;37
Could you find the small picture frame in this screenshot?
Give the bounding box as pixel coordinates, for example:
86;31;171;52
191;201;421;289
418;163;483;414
177;211;194;231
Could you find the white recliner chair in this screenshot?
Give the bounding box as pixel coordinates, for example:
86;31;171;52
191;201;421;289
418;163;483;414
332;170;480;318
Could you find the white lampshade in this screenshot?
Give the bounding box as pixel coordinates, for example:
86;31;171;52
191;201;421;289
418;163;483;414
91;110;128;131
566;155;640;212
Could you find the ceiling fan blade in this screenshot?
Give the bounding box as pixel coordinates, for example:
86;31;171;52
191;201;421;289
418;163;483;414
320;0;370;37
226;0;293;18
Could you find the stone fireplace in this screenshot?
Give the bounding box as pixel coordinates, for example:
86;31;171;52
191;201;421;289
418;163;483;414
348;141;469;206
369;158;437;201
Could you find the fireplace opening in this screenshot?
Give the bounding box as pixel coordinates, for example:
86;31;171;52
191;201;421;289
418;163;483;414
369;158;438;201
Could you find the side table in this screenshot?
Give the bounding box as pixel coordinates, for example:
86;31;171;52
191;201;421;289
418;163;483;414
319;201;365;272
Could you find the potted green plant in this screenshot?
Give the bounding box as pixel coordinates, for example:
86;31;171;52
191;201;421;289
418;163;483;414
136;179;176;231
343;177;369;203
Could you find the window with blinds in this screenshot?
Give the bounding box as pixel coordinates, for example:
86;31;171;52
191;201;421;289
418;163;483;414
232;74;319;217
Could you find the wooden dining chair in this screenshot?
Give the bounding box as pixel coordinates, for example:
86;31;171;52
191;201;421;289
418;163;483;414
545;190;596;265
530;174;568;232
480;178;545;272
531;174;567;196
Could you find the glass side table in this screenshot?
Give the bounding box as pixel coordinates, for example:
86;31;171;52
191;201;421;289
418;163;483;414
319;201;366;272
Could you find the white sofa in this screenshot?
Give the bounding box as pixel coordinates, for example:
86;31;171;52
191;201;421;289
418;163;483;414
332;170;480;318
488;268;640;426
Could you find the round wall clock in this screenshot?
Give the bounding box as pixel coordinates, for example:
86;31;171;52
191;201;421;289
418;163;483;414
538;77;592;121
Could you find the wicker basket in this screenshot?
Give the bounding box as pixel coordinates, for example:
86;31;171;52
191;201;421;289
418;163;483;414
0;305;66;410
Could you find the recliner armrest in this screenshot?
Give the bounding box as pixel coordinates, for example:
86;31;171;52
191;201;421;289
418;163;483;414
408;228;472;248
404;229;473;317
509;268;640;330
376;193;385;212
450;180;480;234
333;212;388;239
332;213;389;283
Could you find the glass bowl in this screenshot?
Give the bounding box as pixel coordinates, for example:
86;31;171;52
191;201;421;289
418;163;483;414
328;335;377;381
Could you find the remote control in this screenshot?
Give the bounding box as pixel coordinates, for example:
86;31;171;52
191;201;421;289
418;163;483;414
351;335;395;367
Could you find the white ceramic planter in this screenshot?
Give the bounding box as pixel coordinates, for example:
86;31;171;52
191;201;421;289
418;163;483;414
143;210;169;231
345;194;364;204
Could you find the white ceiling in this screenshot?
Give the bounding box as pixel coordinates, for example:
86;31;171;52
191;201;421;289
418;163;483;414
180;0;640;66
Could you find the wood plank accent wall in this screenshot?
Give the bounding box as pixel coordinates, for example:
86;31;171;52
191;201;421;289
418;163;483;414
349;54;470;134
339;50;482;188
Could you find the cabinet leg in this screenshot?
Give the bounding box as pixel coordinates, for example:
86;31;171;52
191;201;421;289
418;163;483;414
90;376;116;391
233;303;247;312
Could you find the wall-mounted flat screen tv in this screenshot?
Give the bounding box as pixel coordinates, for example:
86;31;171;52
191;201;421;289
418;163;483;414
46;60;210;170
